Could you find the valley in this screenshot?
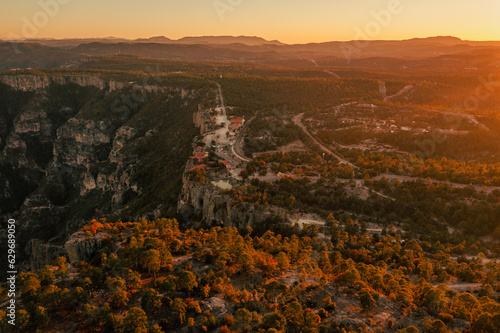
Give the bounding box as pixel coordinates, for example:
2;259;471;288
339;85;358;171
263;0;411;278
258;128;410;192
0;36;499;333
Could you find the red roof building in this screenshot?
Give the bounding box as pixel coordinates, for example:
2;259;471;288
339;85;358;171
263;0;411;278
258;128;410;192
221;161;232;169
189;164;207;171
229;117;245;131
230;117;244;125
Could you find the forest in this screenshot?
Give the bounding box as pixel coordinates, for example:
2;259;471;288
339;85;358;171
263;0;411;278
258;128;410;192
1;218;498;333
1;55;499;333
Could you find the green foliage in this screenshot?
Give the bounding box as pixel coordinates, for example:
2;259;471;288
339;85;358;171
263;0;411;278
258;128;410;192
8;219;499;332
261;312;287;333
141;288;162;314
124;307;148;333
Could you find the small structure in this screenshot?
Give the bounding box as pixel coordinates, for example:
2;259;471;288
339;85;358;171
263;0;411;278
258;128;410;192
229;117;245;131
193;151;208;163
221;161;232;169
189;164;207;171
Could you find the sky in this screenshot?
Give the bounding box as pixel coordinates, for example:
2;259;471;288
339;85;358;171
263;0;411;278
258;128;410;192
0;0;499;43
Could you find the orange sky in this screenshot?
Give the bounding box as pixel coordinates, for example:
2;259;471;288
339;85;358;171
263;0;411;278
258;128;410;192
1;0;499;43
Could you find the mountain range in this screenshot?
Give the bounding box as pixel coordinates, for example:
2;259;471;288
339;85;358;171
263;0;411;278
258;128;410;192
1;35;499;72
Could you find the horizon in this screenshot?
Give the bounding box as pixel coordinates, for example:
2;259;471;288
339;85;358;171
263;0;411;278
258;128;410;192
4;34;500;45
1;0;499;44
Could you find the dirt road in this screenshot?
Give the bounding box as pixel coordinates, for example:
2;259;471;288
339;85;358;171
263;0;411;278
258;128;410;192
378;81;387;99
293;113;357;169
385;84;414;101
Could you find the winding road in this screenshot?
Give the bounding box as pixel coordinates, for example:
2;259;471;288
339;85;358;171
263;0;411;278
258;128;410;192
232;116;254;162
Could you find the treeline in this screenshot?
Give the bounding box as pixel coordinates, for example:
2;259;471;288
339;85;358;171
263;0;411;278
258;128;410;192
355;152;500;186
367;178;500;240
219;75;380;117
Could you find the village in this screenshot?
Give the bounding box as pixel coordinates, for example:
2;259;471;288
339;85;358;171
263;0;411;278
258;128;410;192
187;87;248;190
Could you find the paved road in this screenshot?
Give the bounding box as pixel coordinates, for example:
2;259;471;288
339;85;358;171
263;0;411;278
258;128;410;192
214;82;253;162
232;115;255;162
425;108;491;132
219;82;255;162
325;70;340;78
216;82;227;118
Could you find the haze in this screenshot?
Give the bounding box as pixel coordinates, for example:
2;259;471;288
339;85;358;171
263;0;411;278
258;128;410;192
1;0;499;43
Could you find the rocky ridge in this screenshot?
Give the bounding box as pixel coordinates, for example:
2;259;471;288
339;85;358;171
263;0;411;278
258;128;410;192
0;74;203;272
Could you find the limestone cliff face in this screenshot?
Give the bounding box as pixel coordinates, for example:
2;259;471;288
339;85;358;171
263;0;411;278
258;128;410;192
0;75;51;91
0;74;109;91
27;239;67;271
178;175;269;229
64;231;106;264
0;73;203;272
54;118;113;166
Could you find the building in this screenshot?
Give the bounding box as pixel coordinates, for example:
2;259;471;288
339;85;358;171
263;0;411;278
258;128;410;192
189;164;207;171
221;161;232;169
191;151;208;163
229;117;245;131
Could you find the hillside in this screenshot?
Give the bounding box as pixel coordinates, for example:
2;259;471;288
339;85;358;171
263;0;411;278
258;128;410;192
0;49;499;333
2;218;497;332
0;72;214;274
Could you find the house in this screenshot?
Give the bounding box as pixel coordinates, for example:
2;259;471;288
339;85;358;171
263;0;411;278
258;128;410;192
192;151;209;163
221;161;232;169
195;152;207;163
189;164;207;171
229;117;245;131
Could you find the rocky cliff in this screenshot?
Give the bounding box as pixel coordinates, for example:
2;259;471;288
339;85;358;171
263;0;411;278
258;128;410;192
64;231;107;264
0;74;207;272
0;74;110;91
178;175;271;230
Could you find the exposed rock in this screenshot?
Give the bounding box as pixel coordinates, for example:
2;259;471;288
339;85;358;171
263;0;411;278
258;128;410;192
109;126;138;163
64;231;106;264
55;118;113;166
0;74;108;91
178;175;271;229
0;75;202;273
202;297;227;317
81;172;97;195
449;319;470;332
27;239;66;271
109;80;126;92
0;75;51;91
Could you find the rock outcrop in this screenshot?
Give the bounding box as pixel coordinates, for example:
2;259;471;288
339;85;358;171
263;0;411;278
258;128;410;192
0;73;203;272
178;175;271;230
202;297;228;317
0;74;109;91
27;239;67;271
64;231;107;264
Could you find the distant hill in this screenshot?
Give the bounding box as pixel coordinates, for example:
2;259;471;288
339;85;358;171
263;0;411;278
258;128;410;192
1;35;500;72
73;42;283;62
20;37;132;49
176;35;284;46
0;42;83;70
135;36;173;43
4;35;284;48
